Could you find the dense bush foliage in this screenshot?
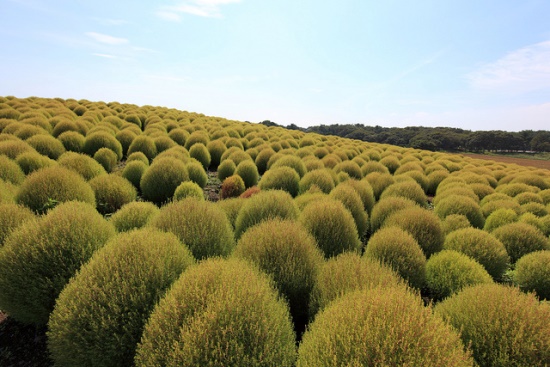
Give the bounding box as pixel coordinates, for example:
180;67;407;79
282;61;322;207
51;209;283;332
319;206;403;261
57;151;106;180
89;174;137;214
0;203;35;246
492;222;549;263
134;258;297;367
513;250;550;300
48;229;195;367
435;284;550;367
140;157;188;204
109;201;160;232
259;166;301;197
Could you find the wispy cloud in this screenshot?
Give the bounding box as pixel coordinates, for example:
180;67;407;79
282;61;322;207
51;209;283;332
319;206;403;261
91;17;129;26
92;53;117;59
85;32;128;45
157;0;242;21
468;40;550;93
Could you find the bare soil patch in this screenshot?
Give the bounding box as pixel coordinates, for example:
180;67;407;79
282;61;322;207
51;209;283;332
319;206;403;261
461;153;550;170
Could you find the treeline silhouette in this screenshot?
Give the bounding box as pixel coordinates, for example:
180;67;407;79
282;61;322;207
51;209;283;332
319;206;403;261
260;121;550;153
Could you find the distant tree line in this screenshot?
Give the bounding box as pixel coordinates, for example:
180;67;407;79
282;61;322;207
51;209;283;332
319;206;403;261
260;121;550;153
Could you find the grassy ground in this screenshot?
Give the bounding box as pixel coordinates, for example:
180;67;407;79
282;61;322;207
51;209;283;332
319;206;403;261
461;153;550;170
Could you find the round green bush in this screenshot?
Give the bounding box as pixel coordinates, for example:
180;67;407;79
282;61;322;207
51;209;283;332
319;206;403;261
443;227;509;280
216;197;245;229
56;131;85;152
433;185;479;207
329;183;369;238
0;203;35;247
342;178;375;214
173;180;204;201
126;151;149;165
47;229;194;367
0;178;18;204
58;151;107;180
15;150;56;174
206;140;226;169
0;138;36;159
0;155;25;185
309;252;405;317
520;201;548;217
426;250;493;300
483;208;518;232
89;174;137;214
514;191;543;205
235;190;299;238
0;201;114;325
151;198;235;259
492;222;549;263
235;159;259;188
364;172;395;200
383;206;444;257
259;166;300;197
496;182;540;196
140;157;188;204
365;226;426;289
361;161;390;177
185;159;208;188
217;158;236;181
188;142;211;170
298;287;473;367
121;160;147;189
441;214;472;235
370;196;418;232
254;147;276;174
26;134;66;159
434;195;485;228
16;166;96;214
379;155;401;174
134;258;297;367
221;174;246;199
167;127;189;146
298;169;335;194
427;170;450;195
127;135;157;161
83;131;123;160
481;198;521;217
270;154;307;178
334;160;362;179
380;180;427;206
183;130;209;149
435;283;550;367
299;198;361;258
115;129;137;156
93;147;118;172
109;201;160;232
514;250;550;300
233;219;324;323
154;135;176;153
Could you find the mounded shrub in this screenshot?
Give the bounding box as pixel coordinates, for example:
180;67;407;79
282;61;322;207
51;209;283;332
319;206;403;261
154;135;176;153
491;222;549;263
270;154;307;178
334;160;362;179
514;250;550;300
364;171;394;200
184;130;209;149
233;219;324;323
173;180;204;201
15;150;56;174
216;197;245;229
442;214;472;235
329;183;369;238
298;287;473;367
0;138;36;159
0;203;35;246
217;158;236;181
126;151;149;165
383;207;444;257
343;179;375;214
435;283;550;367
26;134;66;159
83;131;123;160
443;227;509;280
427;170;450;195
206;140;226;169
370;196;418;232
361;161;389;177
254;147;276;174
426;250;493;300
364;226;426;289
0;155;25;185
16;166;96;213
110;201;160;232
496;182;540;196
188;142;211;170
0;201;114;325
48;229;195;367
127;135;157;162
520;201;548;216
57;151;106;180
298;169;335;194
299;198;361;258
151;198;235;259
259;166;300;197
115;129;137;156
221;174;246;199
380;180;427;206
434;195;485;228
510;174;549;190
379;155;400;174
0;178;18;203
185;159;208;188
140;157;188;204
483;208;518;232
481;198;521;217
309;252;405;317
89;174;137;214
122;160;148;189
168;127;189;146
235;159;259;188
514;191;543;205
57;131;85;152
134;258;297;367
93;147;118;172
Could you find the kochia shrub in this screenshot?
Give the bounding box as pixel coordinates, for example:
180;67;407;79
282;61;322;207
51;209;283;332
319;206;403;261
134;258;297;367
270;154;307;178
342;179;375;214
254;147;276;174
121;160;147;189
57;151;106;180
220;174;246;199
89;174;137;214
216;197;245;229
491;222;549;263
299;198;361;258
329;183;369;238
0;203;35;246
83;131;123;160
483;208;518;232
0;138;36;159
126;151;150;165
115;129;137;156
364;226;426;289
481;199;521;217
26;134;66;159
173;180;204;201
153;135;176;153
435;284;550;367
48;229;194;367
127;135;158;162
16;166;96;213
297;287;473;367
380;180;427;206
425;250;493;300
16;151;56;174
110;201;160;232
0;201;114;325
93;147;118;172
434;195;485;228
206;140;226;169
235;159;259;188
370;196;418;232
309;252;405;317
235;190;299;238
140;157;188;204
259;166;300;197
185;159;208;188
441;214;472;235
383;207;444;258
514;250;550;300
188;142;211;169
151;198;235;259
520;201;548;216
233;219;324;323
298;169;335;194
334;160;362;179
443;228;509;280
217;158;236;181
0;155;25;185
57;131;85;152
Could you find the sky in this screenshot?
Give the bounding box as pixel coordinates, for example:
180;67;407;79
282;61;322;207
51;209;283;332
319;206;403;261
1;0;550;131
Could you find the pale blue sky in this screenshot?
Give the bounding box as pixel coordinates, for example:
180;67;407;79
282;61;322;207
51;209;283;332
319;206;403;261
1;0;550;131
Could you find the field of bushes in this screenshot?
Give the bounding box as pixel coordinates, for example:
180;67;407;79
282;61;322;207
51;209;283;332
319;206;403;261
0;96;549;366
